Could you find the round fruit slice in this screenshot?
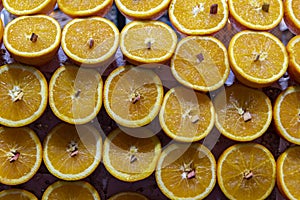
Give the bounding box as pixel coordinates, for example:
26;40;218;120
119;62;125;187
213;84;272;142
0;189;38;200
103;66;164;128
43;123;102;181
3;15;61;67
155;143;216;199
287;35;300;83
42;181;101;200
228;31;288;88
273;86;300;145
277;146;300;200
169;0;228;35
217;143;276;200
228;0;283;30
108;192;148;200
49;65;103;124
284;0;300;35
0;64;48;127
103;127;161;182
3;0;56;15
57;0;113;18
61;17;119;67
159;86;215;142
171;36;229;92
120;20;177;65
0;127;42;185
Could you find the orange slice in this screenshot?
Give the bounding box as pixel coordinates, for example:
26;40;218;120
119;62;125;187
228;30;288;88
103;127;161;182
277;146;300;200
159;86;215;142
0;19;4;44
0;127;42;185
217;143;276;200
3;15;61;67
213;84;272;142
0;189;38;200
49;65;103;124
287;35;300;83
171;36;230;92
169;0;228;35
155;143;216;199
3;0;56;15
42;181;101;200
228;0;283;30
120;20;177;65
43;123;102;181
108;192;148;200
103;66;164;128
284;0;300;35
0;64;48;127
61;17;119;67
57;0;113;18
273;86;300;145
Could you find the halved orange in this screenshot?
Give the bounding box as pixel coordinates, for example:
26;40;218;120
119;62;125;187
42;181;101;200
0;64;48;127
103;127;161;182
103;66;164;128
287;35;300;83
171;36;230;92
120;20;177;65
273;86;300;144
61;17;119;67
284;0;300;35
3;15;61;67
213;84;272;142
217;143;276;200
0;189;38;200
3;0;56;15
108;192;148;200
0;127;42;185
43;123;102;181
169;0;228;35
57;0;113;18
49;65;103;124
155;143;216;199
228;30;288;88
277;146;300;200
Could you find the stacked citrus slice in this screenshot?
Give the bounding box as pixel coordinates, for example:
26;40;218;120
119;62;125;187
0;189;38;200
284;0;300;35
287;35;300;83
2;0;56;15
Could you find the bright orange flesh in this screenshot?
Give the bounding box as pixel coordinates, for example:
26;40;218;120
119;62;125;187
108;192;149;200
0;189;38;200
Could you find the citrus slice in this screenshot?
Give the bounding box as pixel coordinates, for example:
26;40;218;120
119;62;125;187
287;35;300;83
228;0;283;30
42;181;101;200
171;36;230;92
120;20;177;65
159;86;215;143
0;189;38;200
213;84;272;142
103;66;164;128
43;123;102;181
49;65;103;124
228;30;288;88
61;17;119;67
217;143;276;200
0;19;4;44
284;0;300;35
108;192;149;200
103;127;161;182
0;127;42;185
169;0;228;35
3;15;61;67
3;0;56;15
0;64;48;127
273;86;300;145
115;0;170;20
57;0;113;18
277;146;300;200
155;143;216;199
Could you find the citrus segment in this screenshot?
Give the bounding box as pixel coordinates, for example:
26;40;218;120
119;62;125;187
155;143;216;199
0;189;38;200
0;127;42;185
284;0;300;35
108;192;149;200
171;36;229;92
3;0;56;15
287;35;300;83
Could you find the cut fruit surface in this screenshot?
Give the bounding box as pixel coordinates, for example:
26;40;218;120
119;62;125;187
284;0;300;35
0;189;38;200
108;192;149;200
3;0;56;15
287;35;300;83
